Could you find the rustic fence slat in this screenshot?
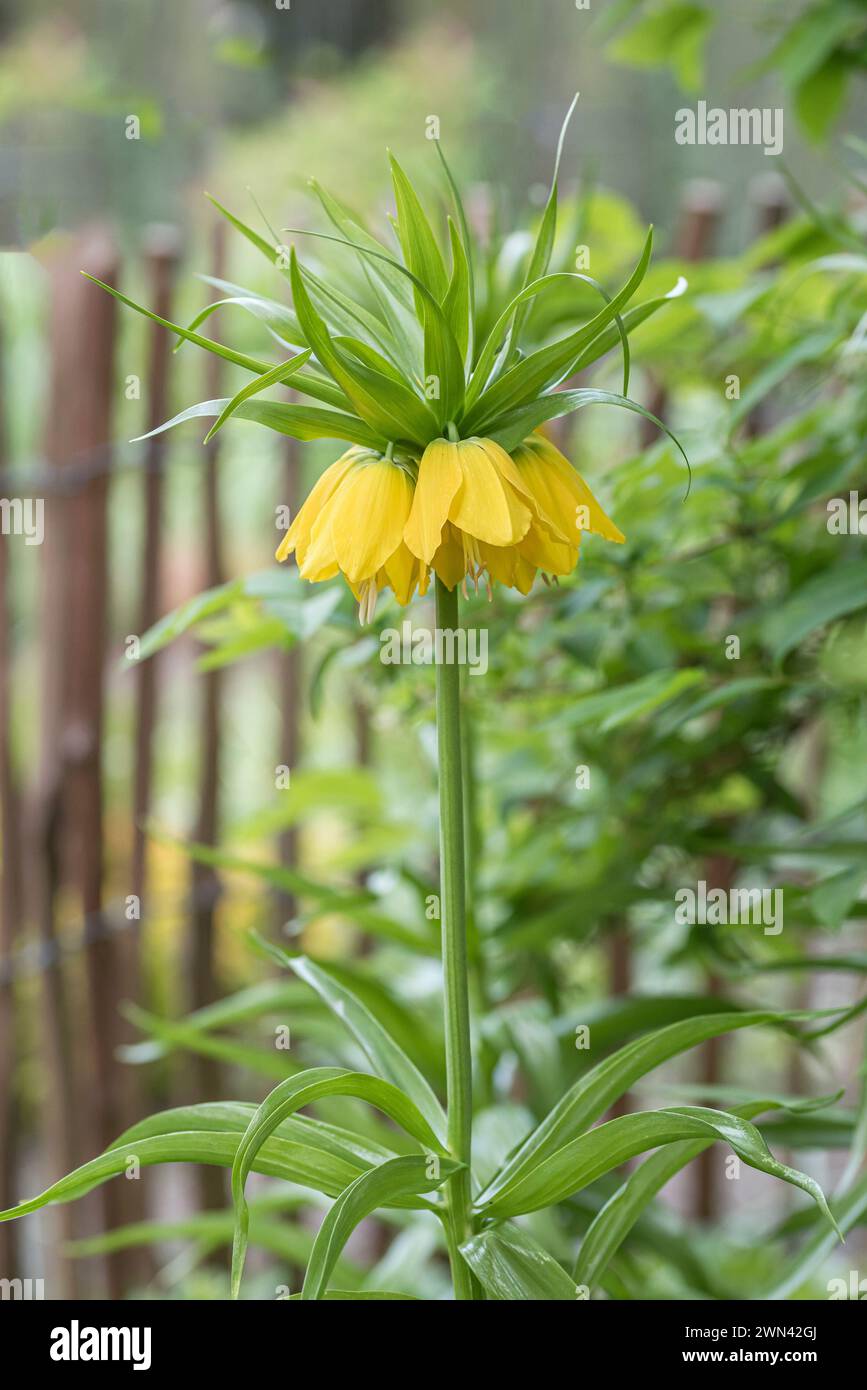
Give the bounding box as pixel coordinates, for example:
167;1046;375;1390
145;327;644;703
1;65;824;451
188;221;227;1213
37;229;118;1293
123;225;183;1288
0;317;22;1285
43;227;155;1293
132;226;182;933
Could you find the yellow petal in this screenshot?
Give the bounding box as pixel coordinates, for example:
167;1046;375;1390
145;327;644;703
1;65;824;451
513;436;624;544
327;458;414;584
448;439;532;547
518;521;579;575
298;509;340;581
476;437;538;509
480;542;537;594
430;522;467;590
512;554;538;595
384;543;427;606
404;439;463;564
276;447;367;563
572;471;625;544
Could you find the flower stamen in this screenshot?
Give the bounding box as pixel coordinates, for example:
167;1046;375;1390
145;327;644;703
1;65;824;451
358;578;379;626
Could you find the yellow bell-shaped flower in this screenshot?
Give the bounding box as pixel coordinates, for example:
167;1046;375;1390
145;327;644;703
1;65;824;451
476;432;625;590
276;446;428;621
405;433;623;595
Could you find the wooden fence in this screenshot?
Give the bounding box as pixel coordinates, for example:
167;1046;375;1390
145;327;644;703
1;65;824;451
0;220;240;1295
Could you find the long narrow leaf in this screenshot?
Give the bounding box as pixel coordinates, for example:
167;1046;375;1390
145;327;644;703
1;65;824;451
389;153;449;304
463;228;653;430
134;398;383;450
476;1106;840;1234
0;1129;363;1221
230;1066;447;1297
433;140;475;338
81;275;271;376
574;1094;840;1291
477;1010;802;1208
461;1223;579;1300
179;293;304;351
203;349;312;443
443;218;472;367
465;266;634;419
289;248;437;442
488;386;691;491
259;945;448;1145
509;91;579;350
300;1155;457;1299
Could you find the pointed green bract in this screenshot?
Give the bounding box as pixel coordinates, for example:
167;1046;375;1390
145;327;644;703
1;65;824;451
433;140;476;333
443;218;472;366
82;274;272;376
300;263;398;366
288;247;437;443
309;177;417;315
389;152;449;307
463;267;633;419
206;191;281;265
462;226;653;432
81;108;686;466
203;349;312;442
133;398;383;449
179;292;305;351
508;91;579;357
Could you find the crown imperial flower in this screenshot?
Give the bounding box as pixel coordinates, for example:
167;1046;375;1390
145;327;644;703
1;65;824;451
275;430;624;618
113;100;684;623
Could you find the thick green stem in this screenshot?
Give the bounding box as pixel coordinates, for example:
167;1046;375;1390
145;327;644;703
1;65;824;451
434;576;476;1300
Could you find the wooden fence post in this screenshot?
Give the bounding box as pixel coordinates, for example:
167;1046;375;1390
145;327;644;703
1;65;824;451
132;225;182;945
45;227;133;1294
124;224;182;1287
57;229;125;1292
188;221;227;1213
0;317;22;1285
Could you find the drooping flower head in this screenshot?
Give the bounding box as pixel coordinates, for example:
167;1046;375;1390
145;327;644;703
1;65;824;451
114;100;685;622
274;430;624;618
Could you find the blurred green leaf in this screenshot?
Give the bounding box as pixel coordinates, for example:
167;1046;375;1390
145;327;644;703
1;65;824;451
762;560;867;662
608;3;714;91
